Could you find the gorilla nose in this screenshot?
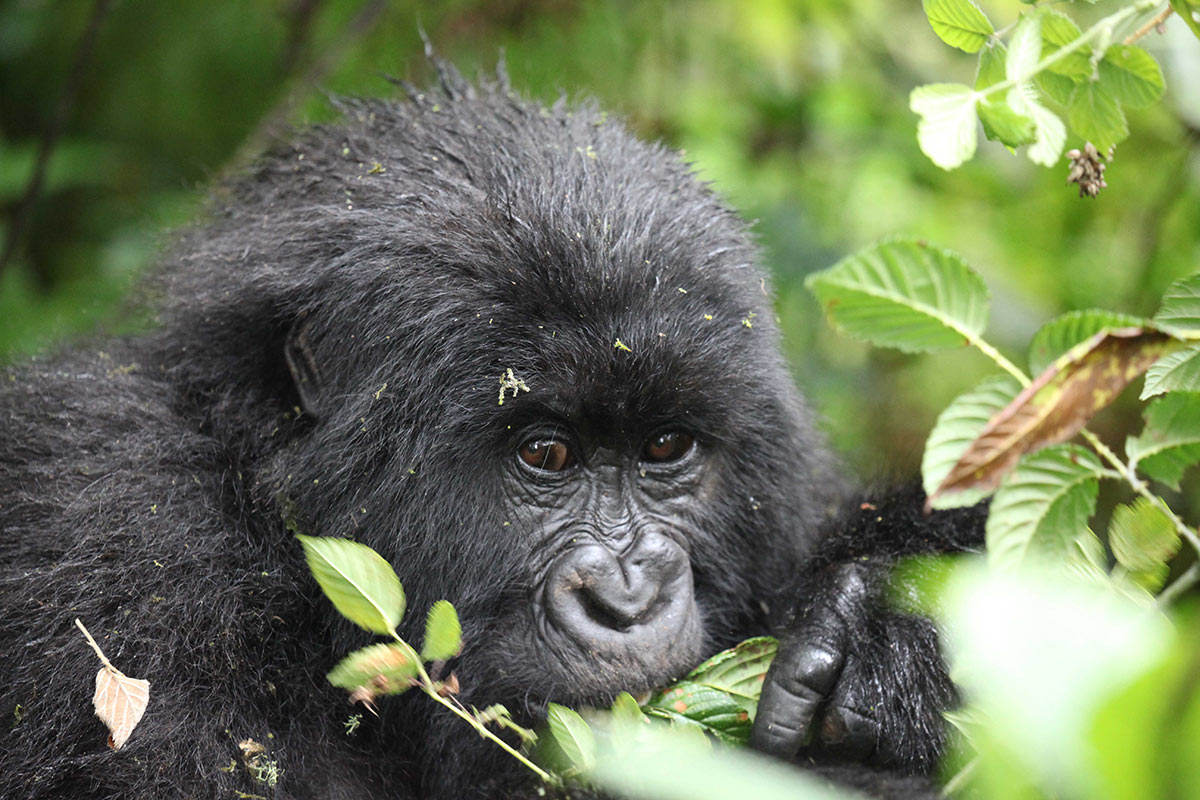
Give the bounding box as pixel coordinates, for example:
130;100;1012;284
545;533;691;636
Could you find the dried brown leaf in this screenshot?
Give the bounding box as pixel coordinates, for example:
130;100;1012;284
930;328;1176;504
93;666;150;750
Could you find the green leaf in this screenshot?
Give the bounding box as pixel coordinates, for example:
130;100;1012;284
941;563;1173;792
535;704;597;777
588;725;854;800
1127;393;1200;490
1067;82;1129;153
977;98;1036;147
986;445;1105;569
327;642;418;692
420;600;462;662
806;238;989;354
974;40;1007;90
1035;71;1078;107
910;83;980;170
1141;344;1200;399
1006;15;1043;83
1040;11;1092;79
638;637;778;746
1108;498;1180;592
297;535;405;635
923;0;994;53
923;375;1024;510
1171;0;1200;41
642;682;755;745
1152;273;1200;334
1098;45;1165;109
1007;85;1067;166
1027;309;1146;376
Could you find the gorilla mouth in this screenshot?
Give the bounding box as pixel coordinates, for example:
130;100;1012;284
537;536;705;692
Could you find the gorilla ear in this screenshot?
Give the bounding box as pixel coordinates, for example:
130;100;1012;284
284;317;324;419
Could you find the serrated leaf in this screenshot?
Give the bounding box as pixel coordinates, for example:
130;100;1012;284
421;600;462;662
642;682;755;745
1127;393;1200;490
975;40;1007;90
931;328;1175;502
1028;310;1147;376
1098;45;1165;109
640;638;778;745
910;83;980;169
1040;11;1092;79
1035;71;1078;107
327;642;419;692
1006;15;1043;82
924;375;1024;510
535;704;597;777
1007;84;1067;166
93;667;150;750
297;535;404;635
1171;0;1200;41
977;98;1037;147
1152;273;1200;334
1142;344;1200;398
677;637;778;713
923;0;995;52
1108;498;1180;592
986;445;1104;569
1067;82;1129;153
806;238;989;354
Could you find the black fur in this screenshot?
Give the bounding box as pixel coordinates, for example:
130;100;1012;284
0;68;981;799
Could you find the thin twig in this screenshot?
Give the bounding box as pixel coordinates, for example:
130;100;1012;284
0;0;113;279
1158;561;1200;608
941;755;980;797
1124;6;1174;44
75;618;117;673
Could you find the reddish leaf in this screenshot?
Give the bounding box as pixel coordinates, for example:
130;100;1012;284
930;328;1175;503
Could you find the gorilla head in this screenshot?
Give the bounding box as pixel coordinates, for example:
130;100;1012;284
151;72;836;714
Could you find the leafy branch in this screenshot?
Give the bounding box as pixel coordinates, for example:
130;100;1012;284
808;238;1200;605
295;535;555;784
911;0;1180;175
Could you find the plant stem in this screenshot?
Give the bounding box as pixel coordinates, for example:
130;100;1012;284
1157;561;1200;608
75;618;117;673
1081;431;1200;558
392;636;557;784
1124;6;1174;44
971;337;1030;387
976;0;1160;104
941;755;979;797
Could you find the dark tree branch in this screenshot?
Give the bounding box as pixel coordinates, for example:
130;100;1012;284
0;0;114;281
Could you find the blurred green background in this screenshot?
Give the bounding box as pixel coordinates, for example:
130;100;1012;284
3;0;1199;476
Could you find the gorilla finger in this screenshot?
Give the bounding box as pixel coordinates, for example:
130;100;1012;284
750;643;844;760
813;705;878;762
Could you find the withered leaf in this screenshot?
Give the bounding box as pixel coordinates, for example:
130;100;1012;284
930;328;1176;505
93;667;150;750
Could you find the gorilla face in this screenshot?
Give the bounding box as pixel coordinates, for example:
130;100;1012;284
505;423;707;697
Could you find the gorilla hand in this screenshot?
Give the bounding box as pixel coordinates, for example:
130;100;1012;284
750;561;954;771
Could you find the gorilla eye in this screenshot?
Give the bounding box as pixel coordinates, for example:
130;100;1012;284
518;439;576;472
642;432;695;463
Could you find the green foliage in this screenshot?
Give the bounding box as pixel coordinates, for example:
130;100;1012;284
805;238;989;353
296;535;405;635
327;642;418;693
910;0;1169;170
1108;498;1180;591
1126;393;1200;490
420;600;462;662
1027;310;1147;376
640;637;777;745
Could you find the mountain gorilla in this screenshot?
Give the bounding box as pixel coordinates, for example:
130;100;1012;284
0;63;982;799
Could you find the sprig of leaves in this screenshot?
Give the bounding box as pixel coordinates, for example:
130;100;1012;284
911;0;1169;171
807;239;1200;604
295;535;553;784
